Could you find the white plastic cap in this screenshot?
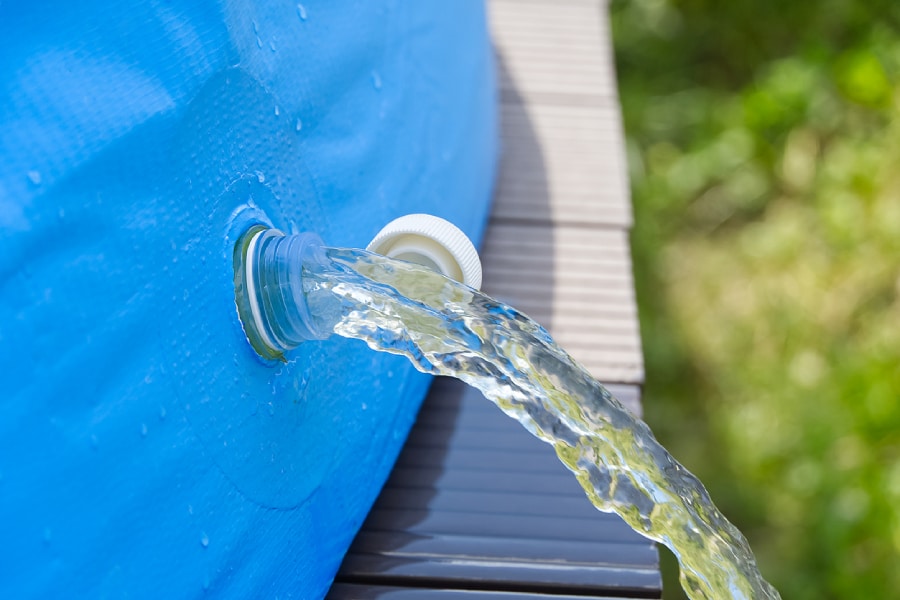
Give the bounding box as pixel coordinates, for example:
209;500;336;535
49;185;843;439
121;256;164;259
367;214;483;289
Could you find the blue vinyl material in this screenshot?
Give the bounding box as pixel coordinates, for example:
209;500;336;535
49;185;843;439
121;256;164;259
0;1;497;598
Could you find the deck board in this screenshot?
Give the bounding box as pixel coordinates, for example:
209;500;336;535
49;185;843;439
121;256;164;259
329;382;659;598
491;103;632;227
328;1;657;597
492;0;618;101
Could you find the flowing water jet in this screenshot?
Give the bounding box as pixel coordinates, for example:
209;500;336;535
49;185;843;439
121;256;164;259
235;225;781;600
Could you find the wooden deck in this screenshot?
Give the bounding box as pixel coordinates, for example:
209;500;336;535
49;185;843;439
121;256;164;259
328;0;657;597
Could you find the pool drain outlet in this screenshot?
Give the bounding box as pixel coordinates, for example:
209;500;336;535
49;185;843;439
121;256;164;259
234;214;483;360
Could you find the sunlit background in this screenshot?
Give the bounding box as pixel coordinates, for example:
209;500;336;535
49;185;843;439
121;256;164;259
610;1;900;598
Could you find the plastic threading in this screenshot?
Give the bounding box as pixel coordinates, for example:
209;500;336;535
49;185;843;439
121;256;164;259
233;226;328;360
244;228;283;356
234;225;285;361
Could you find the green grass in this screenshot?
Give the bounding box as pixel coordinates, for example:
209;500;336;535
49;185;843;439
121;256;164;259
610;1;900;598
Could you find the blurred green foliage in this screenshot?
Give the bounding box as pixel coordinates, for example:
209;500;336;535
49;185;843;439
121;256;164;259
609;1;900;598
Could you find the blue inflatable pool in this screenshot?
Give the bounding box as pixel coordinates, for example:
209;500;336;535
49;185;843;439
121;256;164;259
0;1;497;597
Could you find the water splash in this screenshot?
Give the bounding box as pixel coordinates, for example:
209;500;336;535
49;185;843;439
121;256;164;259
298;247;781;600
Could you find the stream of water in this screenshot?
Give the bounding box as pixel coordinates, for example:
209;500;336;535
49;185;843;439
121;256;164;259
295;246;780;600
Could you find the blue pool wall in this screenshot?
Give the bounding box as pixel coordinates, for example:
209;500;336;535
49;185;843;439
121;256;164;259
0;1;497;597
